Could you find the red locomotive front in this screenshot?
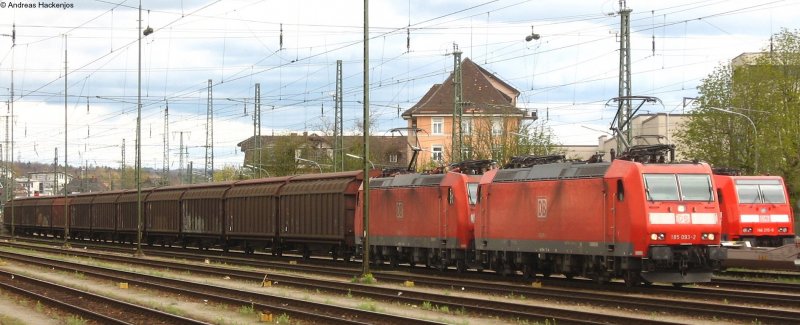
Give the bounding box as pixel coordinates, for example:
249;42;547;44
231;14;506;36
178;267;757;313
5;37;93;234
630;162;725;284
714;175;795;247
475;159;725;285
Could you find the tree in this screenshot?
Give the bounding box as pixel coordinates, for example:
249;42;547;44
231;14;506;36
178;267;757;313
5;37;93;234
456;116;561;166
676;28;800;209
213;166;244;182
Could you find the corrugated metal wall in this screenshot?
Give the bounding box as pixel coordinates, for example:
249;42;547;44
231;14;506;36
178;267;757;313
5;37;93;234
92;193;120;231
146;190;184;233
225;182;282;238
69;195;94;230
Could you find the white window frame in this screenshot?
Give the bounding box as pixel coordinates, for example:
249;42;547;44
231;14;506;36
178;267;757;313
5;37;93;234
432;117;444;135
491;117;503;135
431;145;444;162
389;153;398;163
462;117;472;135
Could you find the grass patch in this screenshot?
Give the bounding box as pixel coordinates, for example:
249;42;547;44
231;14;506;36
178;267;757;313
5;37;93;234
238;304;256;316
65;315;88;325
357;298;379;312
0;315;26;325
275;313;291;324
35;300;45;312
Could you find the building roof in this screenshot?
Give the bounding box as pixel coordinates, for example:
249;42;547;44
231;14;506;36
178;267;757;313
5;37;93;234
401;58;524;118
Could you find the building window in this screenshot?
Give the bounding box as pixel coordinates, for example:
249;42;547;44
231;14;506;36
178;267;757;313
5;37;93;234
462;117;472;135
432;145;444;162
432;117;444;135
389;153;398;163
492;117;502;135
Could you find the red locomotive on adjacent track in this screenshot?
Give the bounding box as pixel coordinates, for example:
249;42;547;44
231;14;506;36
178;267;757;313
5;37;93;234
713;174;795;247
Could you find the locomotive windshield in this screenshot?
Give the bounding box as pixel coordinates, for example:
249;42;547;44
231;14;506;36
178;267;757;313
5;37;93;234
735;179;786;204
643;174;713;201
467;183;479;205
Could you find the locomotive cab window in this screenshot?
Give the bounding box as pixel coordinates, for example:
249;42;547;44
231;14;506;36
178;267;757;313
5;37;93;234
643;174;713;202
643;174;679;201
677;174;713;201
735;179;786;204
448;188;455;204
467;183;479;205
761;185;787;203
616;179;624;201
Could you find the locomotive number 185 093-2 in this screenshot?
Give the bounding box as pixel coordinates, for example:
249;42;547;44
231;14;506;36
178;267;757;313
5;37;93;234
670;234;696;240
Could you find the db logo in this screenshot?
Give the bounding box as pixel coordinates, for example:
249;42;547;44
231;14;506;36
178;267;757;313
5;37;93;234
537;197;548;218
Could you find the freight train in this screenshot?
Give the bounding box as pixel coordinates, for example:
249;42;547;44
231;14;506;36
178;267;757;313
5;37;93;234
3;171;371;260
2;152;728;285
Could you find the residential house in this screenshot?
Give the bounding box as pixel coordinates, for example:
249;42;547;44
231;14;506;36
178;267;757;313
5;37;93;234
401;58;535;168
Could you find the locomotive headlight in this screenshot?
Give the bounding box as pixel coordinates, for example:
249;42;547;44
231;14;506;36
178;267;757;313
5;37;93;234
742;227;753;233
658;233;665;240
778;227;788;233
708;233;715;240
702;233;708;240
651;233;658;240
677;205;686;213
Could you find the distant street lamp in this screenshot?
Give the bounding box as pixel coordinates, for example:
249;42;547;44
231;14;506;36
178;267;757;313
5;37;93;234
525;25;540;42
295;157;322;173
346;153;374;169
707;106;758;174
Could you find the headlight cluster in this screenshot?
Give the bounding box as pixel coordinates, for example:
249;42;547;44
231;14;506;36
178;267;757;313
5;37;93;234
650;233;666;241
701;233;716;240
742;227;753;233
778;227;789;233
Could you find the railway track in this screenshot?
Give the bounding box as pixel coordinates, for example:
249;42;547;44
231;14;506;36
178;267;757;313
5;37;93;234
0;243;673;325
0;268;208;325
4;240;800;324
0;249;447;325
716;269;800;282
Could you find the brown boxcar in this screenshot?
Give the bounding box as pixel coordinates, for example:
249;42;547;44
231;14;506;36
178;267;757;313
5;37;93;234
116;189;153;242
145;185;186;245
69;193;95;238
92;191;122;240
225;177;290;253
180;181;235;248
50;196;68;238
279;171;366;259
4;197;37;235
34;197;55;235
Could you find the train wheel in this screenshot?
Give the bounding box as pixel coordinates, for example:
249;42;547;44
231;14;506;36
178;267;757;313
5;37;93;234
302;246;311;260
456;260;467;273
389;255;399;267
522;265;534;280
623;271;640;288
330;249;339;261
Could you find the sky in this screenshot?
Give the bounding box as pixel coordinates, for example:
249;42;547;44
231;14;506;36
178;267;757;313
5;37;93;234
0;0;798;172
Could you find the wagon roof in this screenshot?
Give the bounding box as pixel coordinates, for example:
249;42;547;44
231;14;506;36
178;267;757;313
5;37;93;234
369;173;445;188
492;162;611;182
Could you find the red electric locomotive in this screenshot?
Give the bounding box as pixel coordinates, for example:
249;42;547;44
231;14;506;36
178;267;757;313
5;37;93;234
714;174;795;247
355;172;478;271
475;158;726;285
